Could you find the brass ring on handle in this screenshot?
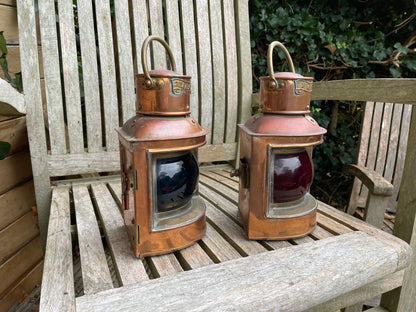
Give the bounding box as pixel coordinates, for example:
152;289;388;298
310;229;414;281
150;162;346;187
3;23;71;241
141;36;177;88
267;41;295;89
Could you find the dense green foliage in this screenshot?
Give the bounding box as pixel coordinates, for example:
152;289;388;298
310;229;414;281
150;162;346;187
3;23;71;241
250;1;415;208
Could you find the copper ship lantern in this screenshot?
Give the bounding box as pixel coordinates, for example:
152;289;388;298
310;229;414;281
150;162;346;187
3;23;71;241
235;41;326;240
116;36;209;257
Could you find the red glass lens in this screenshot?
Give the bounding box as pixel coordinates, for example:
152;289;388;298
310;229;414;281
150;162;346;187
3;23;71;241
273;150;313;203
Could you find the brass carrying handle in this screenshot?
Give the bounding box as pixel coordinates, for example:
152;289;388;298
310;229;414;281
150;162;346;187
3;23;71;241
267;41;295;89
141;36;177;87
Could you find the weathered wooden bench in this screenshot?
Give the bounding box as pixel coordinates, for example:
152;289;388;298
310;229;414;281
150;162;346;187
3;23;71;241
5;0;415;311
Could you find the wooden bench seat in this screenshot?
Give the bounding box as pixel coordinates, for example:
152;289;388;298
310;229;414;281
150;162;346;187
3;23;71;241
40;165;411;311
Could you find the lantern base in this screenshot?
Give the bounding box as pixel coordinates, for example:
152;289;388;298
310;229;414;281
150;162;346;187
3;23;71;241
241;206;317;241
134;212;206;258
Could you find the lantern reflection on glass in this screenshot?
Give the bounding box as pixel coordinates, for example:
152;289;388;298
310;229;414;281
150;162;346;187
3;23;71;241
234;41;326;240
117;36;208;257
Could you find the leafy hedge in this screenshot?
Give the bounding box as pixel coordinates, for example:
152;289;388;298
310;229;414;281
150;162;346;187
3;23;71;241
249;0;415;208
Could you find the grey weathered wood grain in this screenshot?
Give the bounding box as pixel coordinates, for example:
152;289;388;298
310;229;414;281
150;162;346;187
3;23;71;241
198;142;238;163
58;0;84;153
235;0;252;125
180;0;199;119
76;231;411;312
150;253;183;277
206;201;267;256
209;0;226;144
381;105;416;311
165;0;183;74
17;0;51;247
195;0;213;143
201;222;241;262
383;103;403;182
39;187;75;311
131;0;149;74
375;102;393;174
199;174;238;204
38;0;66;155
0;78;25;115
391;104;412;202
48;152;120;176
199;183;239;222
179;242;214;269
91;183;149;285
95;0;119;152
73;185;113;294
77;0;102;153
148;0;166;70
223;0;238;144
114;0;135;123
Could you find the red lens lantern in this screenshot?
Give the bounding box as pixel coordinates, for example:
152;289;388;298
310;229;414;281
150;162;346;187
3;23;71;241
235;41;326;240
117;36;209;257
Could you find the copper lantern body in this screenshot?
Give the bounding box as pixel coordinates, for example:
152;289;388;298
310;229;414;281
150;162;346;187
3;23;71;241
236;41;326;240
116;36;209;257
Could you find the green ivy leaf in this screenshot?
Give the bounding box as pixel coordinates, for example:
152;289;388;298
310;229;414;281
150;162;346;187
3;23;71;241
393;42;408;55
0;141;11;160
389;66;402;78
0;31;7;55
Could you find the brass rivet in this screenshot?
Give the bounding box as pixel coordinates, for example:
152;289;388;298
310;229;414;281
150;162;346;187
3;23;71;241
269;81;276;89
144;79;152;88
156;80;163;87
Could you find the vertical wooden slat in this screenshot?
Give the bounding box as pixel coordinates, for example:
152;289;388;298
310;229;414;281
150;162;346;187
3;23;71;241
383;103;403;182
58;0;84;153
209;0;226;144
391;104;412;202
17;0;51;247
223;0;238;143
131;0;149;74
78;0;102;153
235;0;252;124
148;0;166;70
165;0;183;74
39;187;75;311
347;101;374;214
180;0;199;119
114;0;136;123
195;0;213;143
95;0;119;151
375;102;393;175
38;0;66;155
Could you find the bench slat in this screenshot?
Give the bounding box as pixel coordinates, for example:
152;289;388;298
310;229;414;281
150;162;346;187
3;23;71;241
40;187;75;311
149;253;183;277
73;185;113;294
91;183;149;286
76;231;410;312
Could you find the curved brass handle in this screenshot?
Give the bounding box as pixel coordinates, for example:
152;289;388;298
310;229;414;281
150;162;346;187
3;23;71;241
141;36;177;87
267;41;295;89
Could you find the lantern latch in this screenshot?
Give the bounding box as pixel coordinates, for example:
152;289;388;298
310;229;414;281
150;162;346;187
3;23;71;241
230;159;250;189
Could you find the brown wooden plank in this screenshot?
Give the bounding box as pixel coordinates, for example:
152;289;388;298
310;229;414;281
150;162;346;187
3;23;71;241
0;236;42;298
0;260;42;312
0;5;18;44
0;116;28;155
0;211;39;265
0;150;32;194
311;79;416;104
0;179;35;230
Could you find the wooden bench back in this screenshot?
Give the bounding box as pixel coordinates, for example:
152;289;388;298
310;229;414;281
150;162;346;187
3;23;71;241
18;0;252;177
17;0;252;242
348;102;413;213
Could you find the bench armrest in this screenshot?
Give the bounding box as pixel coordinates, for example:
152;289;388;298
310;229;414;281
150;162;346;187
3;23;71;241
343;164;394;228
